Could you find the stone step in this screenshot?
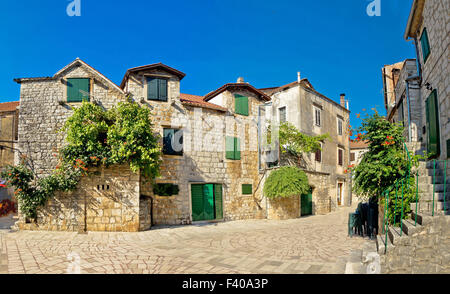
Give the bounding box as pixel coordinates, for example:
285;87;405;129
376;234;394;255
418;183;450;193
411;211;434;226
417;175;446;184
418;168;444;177
416;192;450;202
410;201;449;213
419;160;449;170
387;226;409;245
400;218;423;236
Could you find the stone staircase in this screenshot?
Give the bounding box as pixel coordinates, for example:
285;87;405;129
373;160;450;273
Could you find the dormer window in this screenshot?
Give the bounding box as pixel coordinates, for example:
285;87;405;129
67;78;90;102
147;77;168;101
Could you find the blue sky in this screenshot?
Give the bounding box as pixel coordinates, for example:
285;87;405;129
1;0;415;128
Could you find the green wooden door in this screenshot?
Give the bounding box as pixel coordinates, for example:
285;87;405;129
301;191;312;216
214;184;223;219
191;184;223;221
203;184;215;220
191;184;204;221
425;90;440;157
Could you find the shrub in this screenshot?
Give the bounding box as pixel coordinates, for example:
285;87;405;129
263;166;310;199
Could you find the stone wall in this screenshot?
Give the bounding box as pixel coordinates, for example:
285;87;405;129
16;165;140;232
380;215;450;274
267;196;300;220
416;0;449;160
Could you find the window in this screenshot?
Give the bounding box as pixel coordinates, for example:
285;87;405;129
67;78;90;102
153;183;179;196
398;101;404;124
338;148;343;166
147;77;168;101
337;118;343;136
279;107;286;123
314;107;321;127
242;184;252;195
235;94;249;116
226;136;241;160
315;148;322;163
163;128;183;156
420;28;431;63
350;152;355;162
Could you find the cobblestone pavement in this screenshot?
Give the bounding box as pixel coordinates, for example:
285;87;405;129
0;204;367;274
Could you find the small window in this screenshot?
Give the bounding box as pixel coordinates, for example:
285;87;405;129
67;78;90;102
153;183;179;196
337;118;343;136
350;152;355;162
279;107;286;123
398;101;404;124
338;148;344;166
242;184;252;195
147;77;168;101
420;28;431;63
314;107;321;127
235;94;249;116
315;148;322;163
163;128;183;156
226;136;241;160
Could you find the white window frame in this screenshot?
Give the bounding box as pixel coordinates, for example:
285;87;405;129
337;117;343;136
314;106;321;127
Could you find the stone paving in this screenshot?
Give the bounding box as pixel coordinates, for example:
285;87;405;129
0;204;367;274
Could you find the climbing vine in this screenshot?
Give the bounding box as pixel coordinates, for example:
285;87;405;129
1;100;162;220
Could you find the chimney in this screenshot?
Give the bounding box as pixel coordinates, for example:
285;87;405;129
340;93;346;108
237;77;245;83
297;72;301;83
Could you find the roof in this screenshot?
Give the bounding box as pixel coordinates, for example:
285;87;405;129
120;63;186;89
350;140;369;149
404;0;426;40
15;58;125;94
179;93;227;112
203;83;271;102
262;79;350;113
0;101;19;112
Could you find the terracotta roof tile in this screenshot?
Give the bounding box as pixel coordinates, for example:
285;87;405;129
350;140;369;149
0;101;19;112
180;93;227;112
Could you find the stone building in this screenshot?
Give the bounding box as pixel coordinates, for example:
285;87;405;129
350;141;369;166
382;60;422;143
0;101;19;201
404;0;449;160
15;58;325;231
260;74;351;211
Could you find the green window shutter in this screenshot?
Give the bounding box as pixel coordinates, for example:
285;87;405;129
67;78;90;102
235;94;249;116
226;136;235;159
158;79;168;101
147;78;159;100
191;184;204;221
426;90;440;157
234;137;241;160
420;28;431;63
203;184;215;220
214;184;223;219
242;184;252;195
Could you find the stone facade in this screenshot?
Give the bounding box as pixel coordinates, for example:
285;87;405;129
261;79;351;210
404;0;449;161
14;58;348;231
17;164;140;232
